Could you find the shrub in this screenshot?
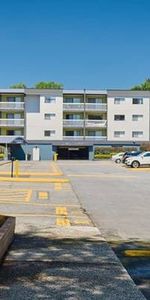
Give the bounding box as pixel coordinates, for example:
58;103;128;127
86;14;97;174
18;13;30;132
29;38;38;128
94;153;113;159
140;143;150;151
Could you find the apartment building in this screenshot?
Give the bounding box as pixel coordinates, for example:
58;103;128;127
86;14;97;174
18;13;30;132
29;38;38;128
0;88;149;160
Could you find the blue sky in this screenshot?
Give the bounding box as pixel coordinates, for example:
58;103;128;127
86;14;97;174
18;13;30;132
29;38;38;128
0;0;150;89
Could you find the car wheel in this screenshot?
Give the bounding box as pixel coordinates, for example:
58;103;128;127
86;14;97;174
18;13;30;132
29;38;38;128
131;161;140;168
115;158;121;163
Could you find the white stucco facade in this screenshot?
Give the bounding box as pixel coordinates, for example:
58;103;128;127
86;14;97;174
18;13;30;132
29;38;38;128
25;90;63;141
107;94;150;142
0;88;150;145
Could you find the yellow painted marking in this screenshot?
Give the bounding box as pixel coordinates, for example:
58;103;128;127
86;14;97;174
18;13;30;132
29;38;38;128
0;171;62;176
0;189;31;202
124;250;150;257
0;177;69;183
0;202;79;207
56;207;68;216
67;174;136;178
129;168;150;171
51;162;62;175
25;190;32;202
73;220;91;225
38;191;48;200
56;217;70;226
55;183;62;191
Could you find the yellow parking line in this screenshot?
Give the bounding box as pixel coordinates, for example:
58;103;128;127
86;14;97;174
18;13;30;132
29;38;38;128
51;162;62;175
73;220;91;225
129;168;150;171
54;183;62;191
0;202;80;207
56;207;68;216
0;177;69;183
67;174;136;178
0;171;62;176
38;191;49;200
25;190;32;202
56;217;70;226
124;250;150;257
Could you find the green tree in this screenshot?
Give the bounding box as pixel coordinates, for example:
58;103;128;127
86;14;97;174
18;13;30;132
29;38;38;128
34;81;63;89
131;78;150;90
10;82;27;88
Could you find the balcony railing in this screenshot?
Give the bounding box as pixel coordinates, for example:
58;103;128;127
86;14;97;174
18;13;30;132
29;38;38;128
63;119;107;127
0;119;24;127
63;120;84;127
63;136;107;140
63;103;107;111
0;102;24;110
63;103;84;111
85;103;107;111
85;120;107;127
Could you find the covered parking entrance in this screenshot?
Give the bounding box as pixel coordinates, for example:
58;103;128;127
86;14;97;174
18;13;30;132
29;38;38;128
57;146;89;160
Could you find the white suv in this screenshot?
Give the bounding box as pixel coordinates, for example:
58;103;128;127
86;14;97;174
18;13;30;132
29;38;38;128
126;151;150;168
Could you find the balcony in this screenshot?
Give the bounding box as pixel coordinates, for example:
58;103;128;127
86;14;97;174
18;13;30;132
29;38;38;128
63;103;84;111
63;120;84;127
85;120;107;127
63;103;107;111
63;136;107;140
63;119;107;128
0;119;24;127
0;102;24;110
85;103;107;111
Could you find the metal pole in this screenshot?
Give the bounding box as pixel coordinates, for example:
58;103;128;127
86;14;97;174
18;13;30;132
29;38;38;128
11;157;14;178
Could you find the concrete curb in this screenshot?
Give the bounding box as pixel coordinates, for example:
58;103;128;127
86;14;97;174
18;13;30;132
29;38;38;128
0;217;15;261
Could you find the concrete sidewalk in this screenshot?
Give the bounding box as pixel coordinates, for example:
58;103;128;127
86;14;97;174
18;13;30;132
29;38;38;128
0;221;146;300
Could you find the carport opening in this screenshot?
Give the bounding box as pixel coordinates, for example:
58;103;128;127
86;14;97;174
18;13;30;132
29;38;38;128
57;146;89;160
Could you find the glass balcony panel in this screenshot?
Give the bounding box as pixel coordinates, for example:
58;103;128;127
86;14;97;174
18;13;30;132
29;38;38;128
0;119;24;126
63;103;84;110
63;120;84;127
85;120;107;127
0;102;24;110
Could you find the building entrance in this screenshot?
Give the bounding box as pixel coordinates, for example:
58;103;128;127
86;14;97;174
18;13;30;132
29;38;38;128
57;146;89;160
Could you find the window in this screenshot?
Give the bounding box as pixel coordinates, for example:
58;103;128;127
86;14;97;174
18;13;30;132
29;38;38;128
44;97;56;103
87;98;103;104
114;115;125;121
132;98;143;104
63;98;83;104
132;114;143;121
143;153;150;157
44;130;55;137
114;131;125;137
44;113;56;120
114;97;125;104
7;97;16;102
132;131;143;138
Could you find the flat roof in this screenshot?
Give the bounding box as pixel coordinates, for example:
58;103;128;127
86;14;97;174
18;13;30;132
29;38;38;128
63;89;107;95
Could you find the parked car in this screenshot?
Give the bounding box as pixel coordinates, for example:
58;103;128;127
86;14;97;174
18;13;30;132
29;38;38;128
122;151;142;164
126;151;150;168
111;152;125;163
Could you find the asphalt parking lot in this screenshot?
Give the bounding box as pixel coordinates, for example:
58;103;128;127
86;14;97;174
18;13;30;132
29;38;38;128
0;159;149;299
58;160;150;299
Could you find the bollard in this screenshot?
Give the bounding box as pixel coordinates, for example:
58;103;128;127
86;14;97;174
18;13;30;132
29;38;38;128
15;160;19;177
53;153;58;162
11;157;15;178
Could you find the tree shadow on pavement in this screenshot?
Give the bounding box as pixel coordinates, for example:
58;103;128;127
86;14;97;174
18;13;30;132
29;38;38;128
110;240;150;300
0;233;145;300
